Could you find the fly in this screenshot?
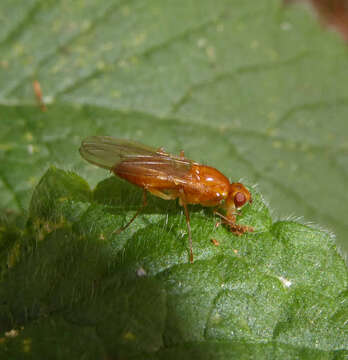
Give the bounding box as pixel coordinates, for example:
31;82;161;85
79;136;253;263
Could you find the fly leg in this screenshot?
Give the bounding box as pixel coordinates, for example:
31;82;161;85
145;187;194;262
113;189;147;234
214;211;253;235
213;208;222;229
213;208;238;228
147;188;177;200
179;150;185;158
179;188;193;264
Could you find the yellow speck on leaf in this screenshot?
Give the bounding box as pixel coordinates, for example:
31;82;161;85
123;331;136;341
118;59;128;68
112;90;121;98
28;177;38;186
7;242;21;268
14;43;24;56
97;61;105;70
23;338;32;353
206;46;216;62
211;313;221;324
24;132;33;141
133;32;147;47
250;40;259;49
272;141;282;149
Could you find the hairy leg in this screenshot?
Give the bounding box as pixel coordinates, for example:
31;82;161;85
113;189;147;234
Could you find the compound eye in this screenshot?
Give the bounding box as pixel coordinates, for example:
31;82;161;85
234;192;246;208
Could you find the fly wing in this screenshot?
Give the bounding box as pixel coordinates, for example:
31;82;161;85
79;136;193;180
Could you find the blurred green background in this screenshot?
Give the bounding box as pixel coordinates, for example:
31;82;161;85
1;0;348;260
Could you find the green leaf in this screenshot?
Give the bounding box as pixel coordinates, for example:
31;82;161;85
1;0;348;357
0;168;347;358
29;166;91;221
1;0;348;261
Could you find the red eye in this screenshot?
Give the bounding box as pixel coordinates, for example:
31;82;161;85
234;192;246;208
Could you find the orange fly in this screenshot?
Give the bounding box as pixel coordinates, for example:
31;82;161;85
79;136;253;263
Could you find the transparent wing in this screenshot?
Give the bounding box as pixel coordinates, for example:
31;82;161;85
79;136;193;179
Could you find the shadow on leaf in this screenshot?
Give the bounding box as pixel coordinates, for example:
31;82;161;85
93;176;205;217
